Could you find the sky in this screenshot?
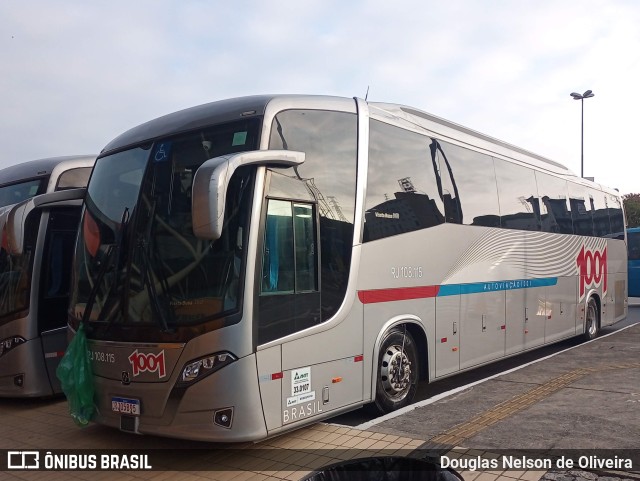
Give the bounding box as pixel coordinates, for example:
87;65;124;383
1;0;639;194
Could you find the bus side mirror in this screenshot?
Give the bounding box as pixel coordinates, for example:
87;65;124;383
1;188;86;255
192;150;305;240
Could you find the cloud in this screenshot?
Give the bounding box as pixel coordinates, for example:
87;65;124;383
0;0;639;193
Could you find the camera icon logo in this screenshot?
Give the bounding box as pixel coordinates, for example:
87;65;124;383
7;451;39;469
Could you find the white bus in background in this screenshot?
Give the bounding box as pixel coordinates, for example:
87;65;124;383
68;95;626;441
0;155;95;397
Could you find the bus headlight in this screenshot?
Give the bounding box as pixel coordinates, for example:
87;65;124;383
0;336;26;358
178;352;237;386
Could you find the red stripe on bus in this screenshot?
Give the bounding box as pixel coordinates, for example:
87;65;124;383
271;372;283;380
357;285;439;304
354;355;364;362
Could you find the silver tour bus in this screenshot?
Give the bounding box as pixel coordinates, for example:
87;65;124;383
0;155;95;397
68;96;626;441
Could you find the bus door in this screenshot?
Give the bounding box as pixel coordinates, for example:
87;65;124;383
37;206;83;391
256;170;362;431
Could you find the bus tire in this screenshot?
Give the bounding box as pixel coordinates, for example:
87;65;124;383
583;297;600;341
373;326;419;414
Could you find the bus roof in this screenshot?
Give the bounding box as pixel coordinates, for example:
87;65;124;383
99;94;619;195
0;155;95;187
101;95;278;155
369;102;570;173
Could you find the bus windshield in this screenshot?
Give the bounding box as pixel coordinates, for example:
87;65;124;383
70;120;259;340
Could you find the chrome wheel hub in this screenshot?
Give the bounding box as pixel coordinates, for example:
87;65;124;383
381;345;412;398
587;303;597;336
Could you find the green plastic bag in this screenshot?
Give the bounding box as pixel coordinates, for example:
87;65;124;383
56;324;95;426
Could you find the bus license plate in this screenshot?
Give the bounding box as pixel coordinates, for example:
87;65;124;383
112;397;140;416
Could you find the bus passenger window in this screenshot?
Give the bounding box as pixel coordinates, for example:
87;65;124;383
568;184;594;236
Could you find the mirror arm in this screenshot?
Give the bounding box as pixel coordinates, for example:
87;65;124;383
192;150;305;240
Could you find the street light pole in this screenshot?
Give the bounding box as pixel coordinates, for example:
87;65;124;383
570;89;594;178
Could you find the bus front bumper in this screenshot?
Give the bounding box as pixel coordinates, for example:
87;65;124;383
92;353;269;442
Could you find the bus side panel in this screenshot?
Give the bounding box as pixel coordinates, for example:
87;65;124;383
612;275;627;322
544;276;578;342
606;239;629;324
280;302;363;371
0;337;53;397
460;290;505;369
435;293;460;377
256;345;282;432
280;300;364;413
603;271;627;326
40;326;66;394
281;356;362;427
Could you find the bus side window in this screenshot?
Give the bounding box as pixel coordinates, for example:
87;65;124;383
495;159;541;231
258;198;320;344
261;200;318;295
568;184;595;236
262;200;296;294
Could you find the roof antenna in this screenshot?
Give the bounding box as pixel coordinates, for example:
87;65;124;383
365;86;370;101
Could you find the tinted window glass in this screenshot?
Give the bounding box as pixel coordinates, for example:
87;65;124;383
269;110;356;321
495;160;540;231
436;140;500;227
0;211;40;324
568;183;594;236
608;194;624;235
535;172;573;234
428;140;461;224
262;200;295;294
55;167;92;191
293;204;317;292
0;178;45;208
591;191;611;237
365;120;445;242
72;119;260;340
261;200;318;295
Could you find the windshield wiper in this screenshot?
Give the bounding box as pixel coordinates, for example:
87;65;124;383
101;208;130;330
138;200;174;333
80;243;114;326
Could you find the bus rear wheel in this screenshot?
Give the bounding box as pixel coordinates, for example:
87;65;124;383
373;327;419;414
583;297;600;341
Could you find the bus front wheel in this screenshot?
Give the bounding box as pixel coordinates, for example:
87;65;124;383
373;327;419;414
583;297;600;341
